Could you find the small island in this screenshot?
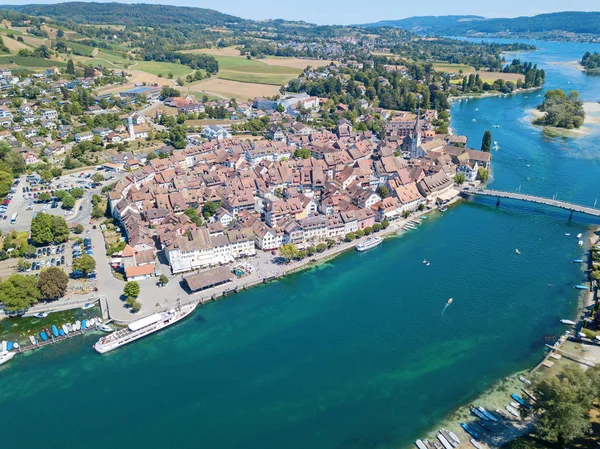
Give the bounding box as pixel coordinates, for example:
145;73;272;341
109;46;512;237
533;89;585;129
581;51;600;74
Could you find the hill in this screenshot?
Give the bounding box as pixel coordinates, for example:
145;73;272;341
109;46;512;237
0;2;245;27
361;12;600;36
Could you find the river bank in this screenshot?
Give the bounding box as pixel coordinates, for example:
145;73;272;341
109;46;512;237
525;102;600;137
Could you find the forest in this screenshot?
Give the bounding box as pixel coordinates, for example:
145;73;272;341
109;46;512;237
581;52;600;74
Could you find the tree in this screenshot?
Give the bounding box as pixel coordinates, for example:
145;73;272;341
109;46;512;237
0;171;12;197
326;239;335;248
531;366;600;447
73;224;84;234
279;243;299;261
372;223;382;232
124;281;140;299
202;201;219;218
381;220;390;229
61;193;75;209
91;173;105;183
293;148;311;159
38;192;51;202
72;254;96;276
125;296;141;312
355;229;365;238
17;258;31;272
31;212;54;244
481;130;492;152
0;274;40;311
66;58;75;75
316;243;327;253
345;233;355;242
92;205;105;219
38;267;69;300
363;226;373;235
455;172;466;185
477;167;489;183
159;274;169;285
70;187;84;199
52;216;70;243
377;185;390;199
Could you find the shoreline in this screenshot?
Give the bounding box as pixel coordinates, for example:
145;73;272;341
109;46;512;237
449;86;541;103
525;102;600;137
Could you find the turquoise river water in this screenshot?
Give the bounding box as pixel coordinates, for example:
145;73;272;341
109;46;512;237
2;40;600;449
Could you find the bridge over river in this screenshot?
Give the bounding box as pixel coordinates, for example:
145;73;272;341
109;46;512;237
462;188;600;219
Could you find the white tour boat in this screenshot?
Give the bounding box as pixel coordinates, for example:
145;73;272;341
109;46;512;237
355;236;383;252
93;302;197;354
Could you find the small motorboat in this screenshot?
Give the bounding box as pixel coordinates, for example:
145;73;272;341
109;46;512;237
575;285;588;290
572;259;583;263
29;335;37;345
51;325;59;338
515;249;521;255
88;318;96;327
81;320;87;330
34;312;48;319
97;317;103;324
440;429;458;447
62;324;69;335
13;342;19;350
510;401;521;409
0;351;15;366
475;108;479;111
472;118;476;122
426;262;431;266
493;124;500;128
511;393;530;408
75;320;81;331
6;341;13;351
476;421;491;432
523;389;537;401
578;240;583;246
446;430;460;446
422;259;428;264
470;439;482;449
565;233;571;236
40;331;48;341
58;329;65;336
576;233;582;239
505;404;520;417
416;440;428;449
560;319;576;325
81;302;95;310
518;375;532;385
99;324;113;333
471;407;489;420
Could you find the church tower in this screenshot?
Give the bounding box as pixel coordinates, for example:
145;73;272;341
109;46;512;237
410;106;422;159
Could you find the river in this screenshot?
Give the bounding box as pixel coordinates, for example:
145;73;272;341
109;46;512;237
1;40;600;449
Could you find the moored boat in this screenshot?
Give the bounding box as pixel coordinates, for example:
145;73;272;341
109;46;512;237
34;312;49;319
477;406;498;422
81;302;95;310
356;236;383;252
99;324;113;333
437;433;454;449
446;430;460;446
29;335;37;345
511;393;530;408
40;331;48;341
58;329;65;336
416;440;428;449
523;389;537;401
460;423;480;440
471;407;489;421
572;259;583;263
518;375;532;385
440;429;458;447
81;320;87;330
505;404;520;417
0;350;15;366
62;324;69;335
51;324;59;337
94;302;197;354
560;319;576;325
577;233;582;239
470;439;482;449
575;285;588;290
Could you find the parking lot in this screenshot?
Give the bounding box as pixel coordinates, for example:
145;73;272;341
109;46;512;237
0;169;118;233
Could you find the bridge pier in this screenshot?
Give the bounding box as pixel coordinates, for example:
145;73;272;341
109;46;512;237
569;210;574;221
496;197;500;207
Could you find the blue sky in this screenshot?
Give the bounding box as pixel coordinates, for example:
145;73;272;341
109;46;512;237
2;0;599;24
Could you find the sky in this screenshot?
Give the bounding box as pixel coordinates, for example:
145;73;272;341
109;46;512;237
0;0;598;25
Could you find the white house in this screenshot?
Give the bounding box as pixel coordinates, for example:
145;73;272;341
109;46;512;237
202;125;231;141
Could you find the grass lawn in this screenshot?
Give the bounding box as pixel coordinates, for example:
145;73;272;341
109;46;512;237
0;26;22;35
0;56;66;68
134;61;193;77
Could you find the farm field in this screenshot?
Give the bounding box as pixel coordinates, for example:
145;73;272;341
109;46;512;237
431;62;525;82
217;71;295;86
259;57;333;69
2;35;32;53
184;77;281;101
185;46;241;57
0;55;66;68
